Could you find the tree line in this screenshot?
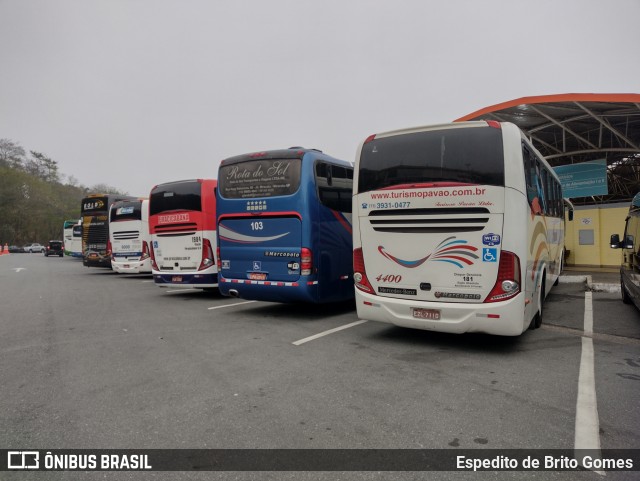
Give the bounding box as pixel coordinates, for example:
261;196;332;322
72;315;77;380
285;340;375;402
0;138;126;246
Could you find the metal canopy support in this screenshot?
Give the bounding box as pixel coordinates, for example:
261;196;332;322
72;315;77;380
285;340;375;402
574;101;639;150
454;93;640;204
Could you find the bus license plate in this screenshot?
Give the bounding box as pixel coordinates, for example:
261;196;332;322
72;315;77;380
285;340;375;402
172;276;183;282
248;273;267;281
412;308;441;320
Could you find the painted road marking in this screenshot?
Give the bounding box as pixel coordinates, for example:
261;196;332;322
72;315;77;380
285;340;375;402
12;268;26;272
542;324;640;346
208;301;257;310
575;290;603;475
292;320;368;346
583;291;594;335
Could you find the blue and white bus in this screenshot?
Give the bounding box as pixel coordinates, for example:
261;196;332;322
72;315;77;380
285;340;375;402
216;147;354;303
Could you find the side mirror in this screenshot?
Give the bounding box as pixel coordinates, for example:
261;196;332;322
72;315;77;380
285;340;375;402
610;234;621;249
568;210;574;221
624;235;635;250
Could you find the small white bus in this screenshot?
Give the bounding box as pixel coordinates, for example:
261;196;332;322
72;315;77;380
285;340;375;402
109;198;152;274
352;121;567;336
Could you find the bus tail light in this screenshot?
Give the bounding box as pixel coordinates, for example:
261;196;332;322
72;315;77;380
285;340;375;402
484;250;521;303
141;241;150;260
301;247;313;275
216;247;221;270
107;240;113;260
199;238;214;271
353;248;375;294
149;241;158;271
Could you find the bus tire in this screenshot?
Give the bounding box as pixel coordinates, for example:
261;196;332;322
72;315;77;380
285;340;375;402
554;254;562;286
532;276;545;329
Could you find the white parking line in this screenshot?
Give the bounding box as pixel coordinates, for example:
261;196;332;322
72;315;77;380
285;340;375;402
208;301;257;310
574;291;603;475
583;291;594;335
292;320;368;346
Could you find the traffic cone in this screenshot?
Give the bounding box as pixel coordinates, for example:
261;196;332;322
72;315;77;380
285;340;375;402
4;243;9;255
0;245;4;256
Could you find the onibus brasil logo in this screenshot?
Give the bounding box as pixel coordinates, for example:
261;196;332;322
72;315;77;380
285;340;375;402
378;236;479;268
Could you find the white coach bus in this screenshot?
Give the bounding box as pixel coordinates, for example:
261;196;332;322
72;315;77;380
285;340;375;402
352;121;568;336
109;198;152;274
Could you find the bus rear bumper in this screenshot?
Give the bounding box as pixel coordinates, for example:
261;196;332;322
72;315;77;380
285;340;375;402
112;259;152;274
153;272;218;288
355;290;527;336
218;277;318;303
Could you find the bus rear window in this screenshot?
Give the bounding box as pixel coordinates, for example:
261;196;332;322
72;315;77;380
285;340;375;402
358;127;504;193
218;158;301;199
150;181;202;215
81;196;109;214
110;201;142;222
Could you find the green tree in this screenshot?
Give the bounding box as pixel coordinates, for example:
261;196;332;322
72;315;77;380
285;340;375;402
25;150;59;183
0;138;26;169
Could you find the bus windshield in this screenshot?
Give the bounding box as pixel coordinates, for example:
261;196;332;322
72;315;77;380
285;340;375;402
358;127;504;193
218;158;302;199
150;181;202;215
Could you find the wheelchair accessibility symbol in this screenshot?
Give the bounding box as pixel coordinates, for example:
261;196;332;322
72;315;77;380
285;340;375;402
483;248;497;262
253;261;262;271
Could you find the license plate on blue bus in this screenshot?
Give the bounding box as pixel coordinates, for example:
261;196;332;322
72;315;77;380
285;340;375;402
412;308;441;320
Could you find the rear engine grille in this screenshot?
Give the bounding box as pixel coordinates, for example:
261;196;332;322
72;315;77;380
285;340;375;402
368;207;490;233
154;222;198;233
113;230;140;240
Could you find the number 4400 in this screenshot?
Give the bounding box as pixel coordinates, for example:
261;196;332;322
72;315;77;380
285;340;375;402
376;274;402;283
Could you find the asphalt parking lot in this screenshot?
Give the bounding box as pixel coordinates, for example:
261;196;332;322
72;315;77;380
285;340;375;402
1;254;639;480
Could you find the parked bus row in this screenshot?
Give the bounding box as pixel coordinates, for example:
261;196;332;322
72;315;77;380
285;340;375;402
70;121;574;336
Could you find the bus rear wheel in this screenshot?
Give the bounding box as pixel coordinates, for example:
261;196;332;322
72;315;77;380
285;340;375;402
530;277;545;329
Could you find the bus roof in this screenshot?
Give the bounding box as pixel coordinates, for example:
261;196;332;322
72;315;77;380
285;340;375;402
220;147;351;167
151;179;215;190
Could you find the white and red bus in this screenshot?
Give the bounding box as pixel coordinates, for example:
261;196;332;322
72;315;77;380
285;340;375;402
353;121;569;336
109;198;152;274
149;179;218;290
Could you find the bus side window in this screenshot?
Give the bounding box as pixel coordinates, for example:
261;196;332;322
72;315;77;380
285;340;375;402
537;160;548;215
523;145;541;214
316;162;353;213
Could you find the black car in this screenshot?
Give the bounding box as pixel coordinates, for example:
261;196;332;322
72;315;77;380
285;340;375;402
45;240;64;257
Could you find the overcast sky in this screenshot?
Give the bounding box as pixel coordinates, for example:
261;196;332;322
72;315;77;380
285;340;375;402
1;0;639;196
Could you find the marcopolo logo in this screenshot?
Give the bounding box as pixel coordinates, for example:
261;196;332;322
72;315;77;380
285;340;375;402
8;451;39;469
